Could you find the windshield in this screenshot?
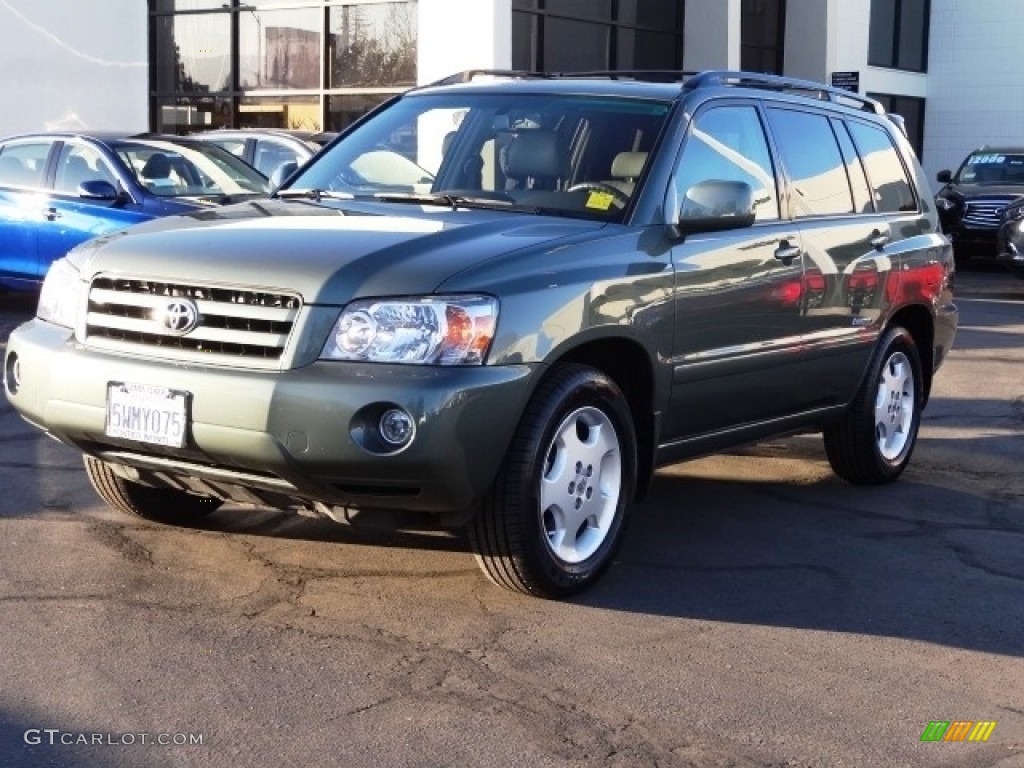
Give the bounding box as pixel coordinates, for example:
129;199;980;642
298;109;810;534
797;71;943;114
286;91;673;220
956;152;1024;184
116;140;269;197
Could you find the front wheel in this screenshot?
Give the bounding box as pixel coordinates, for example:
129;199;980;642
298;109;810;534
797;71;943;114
824;326;923;484
469;364;637;598
84;456;222;523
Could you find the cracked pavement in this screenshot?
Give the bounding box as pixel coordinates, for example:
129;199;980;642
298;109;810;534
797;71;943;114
1;271;1022;767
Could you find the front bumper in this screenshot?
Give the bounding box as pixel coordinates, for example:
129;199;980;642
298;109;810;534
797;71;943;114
4;319;537;518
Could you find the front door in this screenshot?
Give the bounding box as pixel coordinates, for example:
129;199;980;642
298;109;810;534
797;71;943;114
664;102;807;439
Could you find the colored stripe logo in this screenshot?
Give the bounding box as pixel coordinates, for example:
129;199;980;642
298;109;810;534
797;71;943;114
920;721;997;742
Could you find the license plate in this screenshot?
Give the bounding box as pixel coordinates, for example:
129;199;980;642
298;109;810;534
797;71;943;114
105;382;189;448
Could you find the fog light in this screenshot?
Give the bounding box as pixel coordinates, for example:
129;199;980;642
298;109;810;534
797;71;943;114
4;352;19;396
379;408;415;446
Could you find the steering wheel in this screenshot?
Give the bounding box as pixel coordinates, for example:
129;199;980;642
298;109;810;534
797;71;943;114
565;181;630;207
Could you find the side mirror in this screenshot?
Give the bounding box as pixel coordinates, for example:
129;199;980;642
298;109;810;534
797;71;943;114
676;180;756;234
78;179;119;200
936;169;952;184
269;161;299;192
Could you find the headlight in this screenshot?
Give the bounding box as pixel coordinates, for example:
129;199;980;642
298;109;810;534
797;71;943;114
935;196;957;212
37;258;83;329
321;295;498;365
1003;203;1024;222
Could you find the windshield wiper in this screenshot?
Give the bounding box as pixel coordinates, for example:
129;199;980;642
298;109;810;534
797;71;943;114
373;192;536;212
275;188;353;201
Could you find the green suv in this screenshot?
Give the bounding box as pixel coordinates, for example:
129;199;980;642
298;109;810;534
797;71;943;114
3;70;958;598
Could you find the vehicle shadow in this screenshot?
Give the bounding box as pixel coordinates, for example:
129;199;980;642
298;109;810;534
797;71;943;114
579;458;1023;658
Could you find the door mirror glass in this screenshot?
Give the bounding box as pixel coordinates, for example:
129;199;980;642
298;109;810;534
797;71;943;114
269;161;299;192
677;180;756;234
78;179;119;200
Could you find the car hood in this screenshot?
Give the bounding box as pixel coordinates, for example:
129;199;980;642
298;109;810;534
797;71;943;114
940;183;1024;199
68;198;606;304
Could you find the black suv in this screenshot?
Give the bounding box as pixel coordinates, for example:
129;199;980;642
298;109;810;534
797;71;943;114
935;147;1024;270
4;70;958;598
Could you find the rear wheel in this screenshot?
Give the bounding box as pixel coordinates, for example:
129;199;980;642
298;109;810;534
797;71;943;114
469;364;637;598
824;326;923;484
84;456;221;523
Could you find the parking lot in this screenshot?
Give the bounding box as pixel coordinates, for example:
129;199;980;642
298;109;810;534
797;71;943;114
1;267;1022;768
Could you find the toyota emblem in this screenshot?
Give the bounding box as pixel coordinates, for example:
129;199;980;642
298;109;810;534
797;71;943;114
159;299;200;336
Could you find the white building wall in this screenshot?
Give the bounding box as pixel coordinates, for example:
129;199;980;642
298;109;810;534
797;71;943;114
683;0;740;70
0;0;147;138
417;0;511;84
924;0;1024;184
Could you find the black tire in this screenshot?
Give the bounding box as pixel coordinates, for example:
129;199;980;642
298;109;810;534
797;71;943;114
824;326;923;485
468;363;637;598
84;456;222;523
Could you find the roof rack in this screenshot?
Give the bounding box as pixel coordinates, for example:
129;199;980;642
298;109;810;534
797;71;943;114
685;70;885;114
424;70;552;87
422;68;886;115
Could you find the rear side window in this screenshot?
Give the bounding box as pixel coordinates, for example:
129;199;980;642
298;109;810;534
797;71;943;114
0;142;51;189
766;107;853;217
832;118;873;213
847;121;916;213
672;105;780;221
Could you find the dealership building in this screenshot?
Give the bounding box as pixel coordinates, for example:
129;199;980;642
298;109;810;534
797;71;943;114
0;0;1019;185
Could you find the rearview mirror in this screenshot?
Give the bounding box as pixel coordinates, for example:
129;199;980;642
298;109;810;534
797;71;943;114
676;180;756;234
936;169;952;184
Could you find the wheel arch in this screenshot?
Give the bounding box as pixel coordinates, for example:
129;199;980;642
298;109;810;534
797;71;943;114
887;304;935;403
555;336;657;499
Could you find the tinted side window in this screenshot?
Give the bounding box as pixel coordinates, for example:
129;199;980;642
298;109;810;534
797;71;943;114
847;121;916;213
832;118;873;213
766;107;852;217
0;142;52;189
673;105;779;221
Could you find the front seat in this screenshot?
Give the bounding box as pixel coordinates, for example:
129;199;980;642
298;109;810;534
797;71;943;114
504;130;563;191
140;153;173;187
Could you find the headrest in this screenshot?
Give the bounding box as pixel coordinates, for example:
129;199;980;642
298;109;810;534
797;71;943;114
505;131;561;180
611;151;647;179
141;153;172;179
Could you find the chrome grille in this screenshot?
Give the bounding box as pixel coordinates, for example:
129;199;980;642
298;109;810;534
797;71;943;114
962;197;1014;229
84;277;301;366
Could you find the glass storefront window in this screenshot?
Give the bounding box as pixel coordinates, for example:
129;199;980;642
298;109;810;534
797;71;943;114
153;0;224;11
155;95;233;134
240;7;321;89
327;92;394;131
150;1;418;132
544;18;609;72
545;0;611;20
154;12;232;93
329;2;417;88
617;29;678;70
239;94;322;131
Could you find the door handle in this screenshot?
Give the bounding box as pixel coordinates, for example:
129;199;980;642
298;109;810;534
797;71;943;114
774;240;800;264
869;229;889;250
42;207;61;221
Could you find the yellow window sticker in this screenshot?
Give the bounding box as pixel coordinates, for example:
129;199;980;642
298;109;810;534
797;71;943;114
585;191;615;210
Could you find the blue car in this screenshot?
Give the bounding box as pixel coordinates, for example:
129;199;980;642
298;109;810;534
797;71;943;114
0;132;269;292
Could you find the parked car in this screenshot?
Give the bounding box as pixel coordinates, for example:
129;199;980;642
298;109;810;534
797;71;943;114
0;132;269;292
3;70;958;598
189;128;337;178
935;147;1024;265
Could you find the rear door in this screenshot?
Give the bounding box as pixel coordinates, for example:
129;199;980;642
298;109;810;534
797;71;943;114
762;106;896;408
664;102;808;439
